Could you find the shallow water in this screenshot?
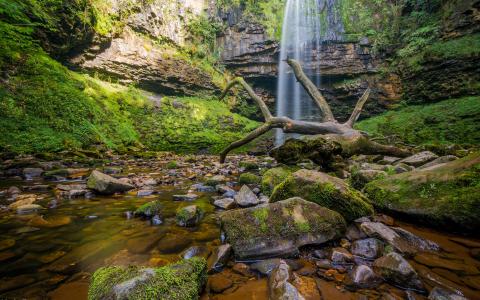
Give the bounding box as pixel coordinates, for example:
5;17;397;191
0;158;479;299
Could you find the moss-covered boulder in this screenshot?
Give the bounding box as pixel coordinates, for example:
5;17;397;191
261;166;296;196
238;172;260;184
364;152;480;232
87;170;134;195
270;136;342;169
270;169;374;221
220;197;346;259
134;201;162;218
88;257;207;300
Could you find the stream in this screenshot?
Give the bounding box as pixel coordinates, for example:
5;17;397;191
0;154;479;299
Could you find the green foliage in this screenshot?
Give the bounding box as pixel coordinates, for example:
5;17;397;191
356;96;480;147
166;161;178;169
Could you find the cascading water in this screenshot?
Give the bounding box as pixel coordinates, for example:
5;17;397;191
275;0;344;145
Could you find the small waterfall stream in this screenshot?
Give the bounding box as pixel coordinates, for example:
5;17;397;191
275;0;344;145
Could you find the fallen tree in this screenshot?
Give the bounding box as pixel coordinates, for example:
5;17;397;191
219;59;410;163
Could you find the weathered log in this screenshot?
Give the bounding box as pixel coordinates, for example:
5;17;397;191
219;59;409;163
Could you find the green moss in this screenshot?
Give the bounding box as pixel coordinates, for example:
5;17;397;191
239;161;258;170
88;257;207;300
252;207;269;232
166;161;178;169
356;97;480;147
238;172;260;185
135;201;162;217
261;166;295;196
364;153;480;232
270;170;374;222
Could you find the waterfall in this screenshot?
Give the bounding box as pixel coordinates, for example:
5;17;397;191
275;0;344;145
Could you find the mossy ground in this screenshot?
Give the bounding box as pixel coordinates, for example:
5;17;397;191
364;153;480;232
270;170;374;222
356;97;480;148
88;257;207;300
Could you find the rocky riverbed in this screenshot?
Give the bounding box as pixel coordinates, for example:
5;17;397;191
0;152;479;299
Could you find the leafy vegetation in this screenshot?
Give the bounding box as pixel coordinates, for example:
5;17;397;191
356;96;480;147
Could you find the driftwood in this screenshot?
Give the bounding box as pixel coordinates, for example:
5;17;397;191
219;59;410;163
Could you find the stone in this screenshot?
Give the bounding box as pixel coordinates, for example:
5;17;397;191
172;193;198;201
209;274;233;293
238;172;260;184
213;198;236;210
87;170;134;195
312;249;327;259
134;201;162;218
205;175;227;186
0;275;36;293
0;239;15;251
207;244;232;274
234;185;259;207
216;184;235;195
127;236;162;254
360;222;437;255
331;247;354;264
345;224;367;241
351;238;384;260
428;287;467;300
268;260;305;300
181;246;211;260
292;274;320;300
176;205;203;227
191;184;215;192
7;186;21;195
157;235;192;254
22;167;44;179
261;167;294;196
28;215;71;228
365;153;480;232
232;263;253;277
315;259;332;270
8;194;37;210
16;204;44;214
88;257;207;299
418;155;458;169
373;252;424;290
137;189;155;197
413;253;479;275
378;156;401;164
350;169;387;189
398;151;439;167
220;197;346;259
270;169;373;221
346;265;382;289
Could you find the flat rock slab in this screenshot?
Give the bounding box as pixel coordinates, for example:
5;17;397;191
398;151;438;167
220;197;346;260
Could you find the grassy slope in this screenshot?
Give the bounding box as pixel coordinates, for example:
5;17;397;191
355;96;480;147
0;1;258;154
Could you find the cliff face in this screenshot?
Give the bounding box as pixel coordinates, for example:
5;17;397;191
59;0;220;96
217;18;401;120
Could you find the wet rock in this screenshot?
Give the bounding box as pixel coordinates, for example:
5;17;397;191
209;274;233;293
38;250;67;264
23;167;44;179
28;215;71;228
313;249;328;259
373;252;424;290
8;194;38;210
207;244;232;274
413;253;479;275
7;186;21;195
173;193;198;201
0;274;36;293
345;224;367;241
268;260;305;300
176;205;203;227
234;185;259;207
449;237;480;248
216;184;235;196
360;222;436;255
419;155;458;170
0;239;15;251
157;235;192;254
331;247;354;264
428;287;467;300
137;189;155;197
205;175;227;186
351;238;384;260
150;215;162;226
16;204;44;214
292;273;320;299
398;151;438;167
270;169;373;221
346;265;382;289
191;183;215;192
87;170;134;195
372;214;395;226
251;258;283;275
232;263;253;277
181;245;211;260
127;235;162;254
88;257;207;299
220;197;346;259
213;197;236;210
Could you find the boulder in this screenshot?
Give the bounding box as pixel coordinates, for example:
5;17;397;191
428;287;467;300
207;244;232;274
418;155;458;169
330;247;354;264
268;260;305;300
373;252;424;290
173;194;198;201
213;198;236;210
261;167;295;196
234;185;259;207
87;170;134;195
270;136;341;169
134;201;162;218
88;257;207;300
350;169;387;189
220;197;346;259
238;172;260;184
22;167;44;179
351;238;384;259
364;153;480;232
270;169;373;221
346;265;382;289
398;151;438;167
176;205;203;227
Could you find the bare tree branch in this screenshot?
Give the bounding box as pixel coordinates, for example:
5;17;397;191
286;58;335;122
344;88;370;127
